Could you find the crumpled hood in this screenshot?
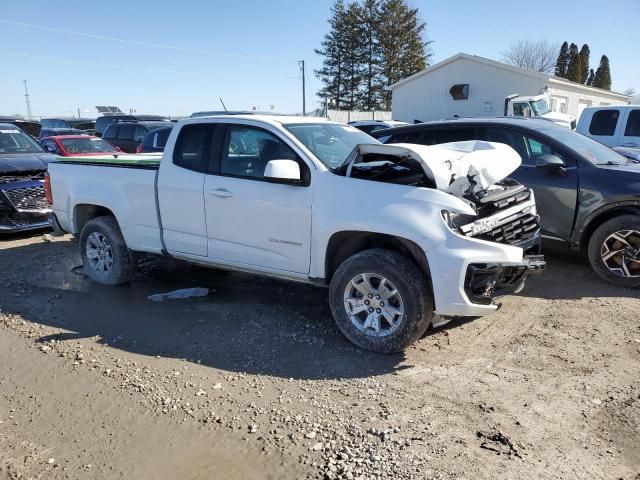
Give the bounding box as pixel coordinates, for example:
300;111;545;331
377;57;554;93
0;153;57;174
355;141;522;197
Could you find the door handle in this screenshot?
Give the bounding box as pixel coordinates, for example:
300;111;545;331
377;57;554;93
208;188;233;198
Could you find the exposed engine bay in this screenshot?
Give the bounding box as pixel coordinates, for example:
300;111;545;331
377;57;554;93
341;141;541;251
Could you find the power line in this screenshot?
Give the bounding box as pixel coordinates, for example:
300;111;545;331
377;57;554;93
0;51;298;80
0;18;293;63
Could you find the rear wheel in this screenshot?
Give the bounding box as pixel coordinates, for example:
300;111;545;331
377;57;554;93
329;249;433;353
587;215;640;288
80;216;134;285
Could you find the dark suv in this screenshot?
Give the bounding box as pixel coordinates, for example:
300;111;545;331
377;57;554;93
373;118;640;287
95;115;170;137
137;125;173;153
102;122;170;153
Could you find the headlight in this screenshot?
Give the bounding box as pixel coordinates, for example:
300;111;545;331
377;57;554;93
441;210;476;233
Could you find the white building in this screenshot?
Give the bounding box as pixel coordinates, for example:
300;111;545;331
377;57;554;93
389;53;630;123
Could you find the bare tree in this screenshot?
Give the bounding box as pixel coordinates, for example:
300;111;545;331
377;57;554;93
623;87;636;96
501;39;559;74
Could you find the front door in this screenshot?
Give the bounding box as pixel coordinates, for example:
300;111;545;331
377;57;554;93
204;123;313;274
481;127;579;243
620;108;640;148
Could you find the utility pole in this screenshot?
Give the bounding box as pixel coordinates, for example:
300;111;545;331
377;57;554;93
299;60;306;116
23;80;32;120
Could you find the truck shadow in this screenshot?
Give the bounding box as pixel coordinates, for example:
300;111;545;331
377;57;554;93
1;239;636;381
0;239;405;380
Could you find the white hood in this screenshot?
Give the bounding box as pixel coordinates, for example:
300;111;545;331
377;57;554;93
541;110;575;127
353;141;522;197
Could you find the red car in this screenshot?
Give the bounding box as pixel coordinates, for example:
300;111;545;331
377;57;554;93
39;135;121;156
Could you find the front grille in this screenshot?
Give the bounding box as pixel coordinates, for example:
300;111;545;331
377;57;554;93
476;184;531;217
1;184;49;211
476;213;539;245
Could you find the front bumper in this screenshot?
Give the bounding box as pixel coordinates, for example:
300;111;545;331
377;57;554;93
464;254;545;305
0;211;51;232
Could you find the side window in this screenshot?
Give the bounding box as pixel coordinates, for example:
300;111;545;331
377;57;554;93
481;127;530;164
589;110;619;136
157;128;171;148
524;135;570;166
221;125;298;180
512;103;528;116
117;125;135;140
43;140;58;154
104;126;118;139
134;126;147;142
173;124;211;172
624;110;640;137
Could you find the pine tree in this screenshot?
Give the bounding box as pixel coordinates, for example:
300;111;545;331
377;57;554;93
592;55;612;90
315;0;348;110
554;41;569;77
339;2;366;110
578;44;590;84
586;68;595;86
358;0;384;110
378;0;431;109
566;44;581;82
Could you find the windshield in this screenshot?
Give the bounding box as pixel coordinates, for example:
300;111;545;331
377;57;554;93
539;125;628;165
60;137;118;154
531;99;550;116
285;123;379;168
0;128;44;154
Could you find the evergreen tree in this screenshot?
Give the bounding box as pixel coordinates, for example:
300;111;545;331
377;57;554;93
339;2;366;110
554;41;569;77
378;0;431;109
566;44;581;82
586;68;595;86
578;44;590;84
358;0;384;110
314;0;348;110
592;55;612;90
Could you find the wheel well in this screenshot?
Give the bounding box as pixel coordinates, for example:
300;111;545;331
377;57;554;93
580;207;640;250
325;231;429;282
74;204;115;234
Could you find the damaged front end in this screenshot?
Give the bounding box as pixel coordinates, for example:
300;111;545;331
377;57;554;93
0;172;51;232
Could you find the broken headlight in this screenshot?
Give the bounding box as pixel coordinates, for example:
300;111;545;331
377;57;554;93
441;210;476;234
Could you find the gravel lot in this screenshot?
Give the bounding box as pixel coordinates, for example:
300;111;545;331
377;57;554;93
1;233;639;480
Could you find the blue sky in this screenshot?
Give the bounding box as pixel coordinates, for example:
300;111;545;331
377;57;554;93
1;0;638;118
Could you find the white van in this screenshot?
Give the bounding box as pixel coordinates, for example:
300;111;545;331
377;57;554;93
576;105;640;148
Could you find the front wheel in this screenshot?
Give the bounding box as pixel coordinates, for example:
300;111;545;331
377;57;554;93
80;216;134;285
587;215;640;288
329;249;433;353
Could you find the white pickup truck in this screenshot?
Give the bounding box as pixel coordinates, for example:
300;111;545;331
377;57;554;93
47;115;545;353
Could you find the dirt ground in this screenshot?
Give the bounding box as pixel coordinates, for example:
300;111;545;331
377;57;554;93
0;233;638;480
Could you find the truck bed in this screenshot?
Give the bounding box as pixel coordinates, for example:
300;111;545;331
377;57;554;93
48;157;163;254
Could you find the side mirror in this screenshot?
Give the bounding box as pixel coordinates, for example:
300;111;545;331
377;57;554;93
264;159;301;184
44;144;57;153
536;154;565;169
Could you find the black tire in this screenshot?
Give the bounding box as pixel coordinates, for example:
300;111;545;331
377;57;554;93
328;249;433;353
587;214;640;288
79;216;134;286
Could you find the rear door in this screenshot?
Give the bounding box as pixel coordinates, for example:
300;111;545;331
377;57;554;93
156;123;214;256
620;108;640;148
203;122;313;274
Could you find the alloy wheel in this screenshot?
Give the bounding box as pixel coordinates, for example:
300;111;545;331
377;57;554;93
600;230;640;278
86;232;114;273
343;273;404;337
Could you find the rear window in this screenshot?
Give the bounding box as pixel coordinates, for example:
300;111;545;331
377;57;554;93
117;125;135;140
589;110;619;136
60;137;117;154
173;124;211;172
624;110;640;136
103;125;118;139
